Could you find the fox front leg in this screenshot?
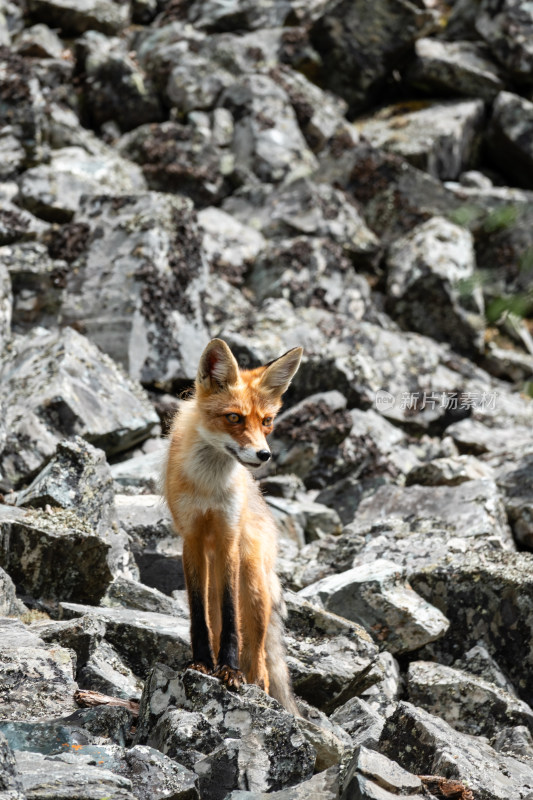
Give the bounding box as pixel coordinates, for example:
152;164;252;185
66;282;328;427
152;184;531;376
183;539;215;674
211;540;245;690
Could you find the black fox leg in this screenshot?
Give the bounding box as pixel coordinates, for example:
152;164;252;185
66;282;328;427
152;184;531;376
212;541;244;689
183;538;214;673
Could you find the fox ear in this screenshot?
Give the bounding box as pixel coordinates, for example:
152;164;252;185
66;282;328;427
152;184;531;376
260;347;303;396
197;339;239;389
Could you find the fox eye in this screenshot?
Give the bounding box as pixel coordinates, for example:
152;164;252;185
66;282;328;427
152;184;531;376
226;413;243;424
262;417;273;426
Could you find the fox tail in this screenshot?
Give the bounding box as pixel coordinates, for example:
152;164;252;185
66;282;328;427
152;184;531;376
265;574;300;716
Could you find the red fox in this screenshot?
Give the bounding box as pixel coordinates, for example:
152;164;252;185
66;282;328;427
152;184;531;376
164;338;303;714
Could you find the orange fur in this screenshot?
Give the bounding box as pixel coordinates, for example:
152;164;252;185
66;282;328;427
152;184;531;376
164;339;302;710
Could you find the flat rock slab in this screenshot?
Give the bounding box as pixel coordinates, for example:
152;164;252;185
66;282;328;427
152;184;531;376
298;559;449;654
379;701;533;800
60;602;191;679
0;617;78;722
0;326;158;487
341;745;422;800
224;765;339;799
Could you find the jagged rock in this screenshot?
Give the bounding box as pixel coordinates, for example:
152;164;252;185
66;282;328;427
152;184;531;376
224;766;339;800
486;91;533;188
110;451;165;495
58;192;209;388
385;216;484;354
0;617;78;721
0;259;11;349
143;706;224;771
475;0;533;84
295;703;352;771
76;32;163;133
455;643;519;697
407;661;533;738
27;0;129;36
223;178;380;264
406;454;493;486
482;342;533;384
118;119;235;207
136;667;315;794
0;565;27;616
60;602;191;680
0;47;47;169
220;74;318;184
0;505;114;603
447;417;533;456
379;701;533;799
16;437;138;581
309;0;437;114
479;448;533;548
408;38;505;100
114;493;184;596
248;237;372;316
198;207;265;287
492;726;533;760
17;146;146;223
284;592;379;712
0;731;25;800
0;200;49;246
1;241;65;330
15;23;63;58
330;696;385;748
298;559;449;655
356;99;484;181
14;749;136;799
359;651;401;719
341;746;423;800
0;327;158;487
101;576;186;618
410;551;533;706
182;0;329;31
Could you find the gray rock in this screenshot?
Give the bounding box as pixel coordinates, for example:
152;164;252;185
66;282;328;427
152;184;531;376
1;242;65;331
0;47;46;170
492;726;533;760
0;505;113;604
0;260;11;350
198;207;265;287
359;651;401;720
58;192;209;388
0;201;49;246
0;327;158;487
298;559;449;655
0;617;78;722
184;0;329;31
220;74;317;184
407;660;533;738
17;146;146;223
410;551;533;707
356;99;484;181
136;667;315;793
144;707;224;771
15;23;63;58
309;0;437;114
406;454;494;487
330;696;385;748
101;576;186;618
386;216;484;354
14;749;136;800
407;38;505;101
295;702;352;771
0;565;27;617
60;602;191;679
110;450;165;495
476;0;533;83
487;91;533;188
455;643;519;697
27;0;129;35
0;731;24;800
224;766;339;800
379;701;533;799
488;450;533;549
482;342;533;384
341;745;423;800
284;592;379;712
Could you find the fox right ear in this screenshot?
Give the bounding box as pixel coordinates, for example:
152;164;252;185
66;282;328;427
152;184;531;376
197;338;239;390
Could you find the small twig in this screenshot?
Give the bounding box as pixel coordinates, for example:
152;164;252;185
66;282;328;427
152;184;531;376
74;689;140;717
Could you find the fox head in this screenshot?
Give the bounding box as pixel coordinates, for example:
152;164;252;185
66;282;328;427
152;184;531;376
195;338;303;468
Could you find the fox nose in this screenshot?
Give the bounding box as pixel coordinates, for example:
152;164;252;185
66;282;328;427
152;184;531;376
256;449;271;462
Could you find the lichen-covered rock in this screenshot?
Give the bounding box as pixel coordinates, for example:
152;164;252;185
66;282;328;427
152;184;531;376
406;454;493;487
27;0;129;36
0;564;27;616
58;192;209;388
0;731;25;800
224;766;339;800
356;99;484;181
407;661;533;738
136;667;315;794
407;38;505;101
385;216;484;354
198;207;266;287
475;0;533;83
0;617;78;722
329;696;385;749
298;559;450;654
0;260;12;350
1;241;65;330
0;327;158;486
284;592;379;712
379;701;533;799
486;91;533;188
101;576;186;618
341;745;423;800
17;146;146;222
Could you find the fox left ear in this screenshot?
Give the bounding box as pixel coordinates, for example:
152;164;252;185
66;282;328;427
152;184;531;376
259;347;303;396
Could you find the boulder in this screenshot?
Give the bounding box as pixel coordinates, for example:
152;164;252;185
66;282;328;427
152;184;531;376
101;576;187;618
0;731;24;800
406;454;493;486
1;241;65;330
379;701;533;799
0;565;27;617
0;617;78;722
385;216;484;354
14;22;63;59
329;696;385;749
0;327;158;487
198;206;265;287
0;200;49;246
407;38;505;101
488;449;533;549
356;99;484;181
476;0;533;83
341;746;423;800
298;559;450;654
17;146;146;222
224;767;339;800
182;0;329;31
486;91;533;188
27;0;129;36
58;192;209;388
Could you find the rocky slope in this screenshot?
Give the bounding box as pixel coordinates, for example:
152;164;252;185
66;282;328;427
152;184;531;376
2;0;533;797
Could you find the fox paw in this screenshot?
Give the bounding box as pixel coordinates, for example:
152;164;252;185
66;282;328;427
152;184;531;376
187;661;213;676
213;664;245;690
